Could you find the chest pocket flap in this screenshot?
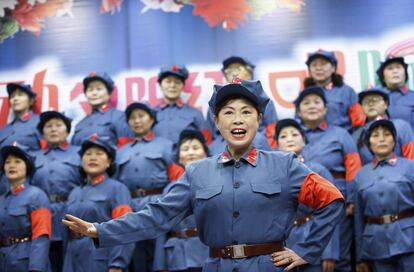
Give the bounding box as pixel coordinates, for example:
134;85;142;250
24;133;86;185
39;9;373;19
9;207;27;216
251;182;282;195
195;185;223;200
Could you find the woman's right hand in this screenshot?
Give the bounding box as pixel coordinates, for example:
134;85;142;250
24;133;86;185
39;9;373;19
356;262;370;272
62;214;98;238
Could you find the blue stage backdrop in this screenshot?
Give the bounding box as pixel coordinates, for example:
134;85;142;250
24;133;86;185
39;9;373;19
0;0;413;128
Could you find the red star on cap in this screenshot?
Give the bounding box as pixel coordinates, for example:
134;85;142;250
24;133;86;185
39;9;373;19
232;77;243;84
171;64;178;72
88;71;97;77
11;141;18;147
367;83;374;88
90;133;98;141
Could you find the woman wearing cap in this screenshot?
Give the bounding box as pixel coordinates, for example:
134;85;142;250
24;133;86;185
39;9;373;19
295;86;362;272
153;129;209;272
354;119;414;272
71;72;132;147
0;144;52;271
115;102;183;271
152;65;212;148
62;137;134;272
30;111;82;272
376;55;414;130
63;79;344;272
353;87;414;165
275;119;339;272
206;56;279;148
0;83;41;151
304;49;365;131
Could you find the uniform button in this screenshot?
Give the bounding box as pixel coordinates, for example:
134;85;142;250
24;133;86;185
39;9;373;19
234;182;240;189
50;169;54;173
379;192;384;197
232;240;238;244
11;131;15;135
89;122;93;126
234;161;240;168
135;152;139;156
232;268;238;272
135;168;138;172
233;211;240;218
379;176;384;180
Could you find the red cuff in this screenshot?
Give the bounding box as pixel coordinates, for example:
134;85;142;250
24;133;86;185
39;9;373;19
202;129;213;145
402;141;414;160
344;152;362;181
31;208;52;239
167;163;185;181
298;173;344;209
112;204;132;219
265;123;277;149
349;103;366;128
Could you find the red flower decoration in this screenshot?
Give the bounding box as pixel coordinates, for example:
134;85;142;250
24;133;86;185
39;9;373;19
12;0;66;35
191;0;250;31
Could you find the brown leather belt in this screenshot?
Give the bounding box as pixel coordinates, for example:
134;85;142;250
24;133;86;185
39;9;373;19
168;228;198;239
210;241;283;259
367;208;414;224
49;194;68;203
330;171;345;179
0;236;31;247
130;187;164;198
293;214;312;226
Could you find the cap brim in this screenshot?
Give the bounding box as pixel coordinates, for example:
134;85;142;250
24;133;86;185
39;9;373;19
215;84;259;110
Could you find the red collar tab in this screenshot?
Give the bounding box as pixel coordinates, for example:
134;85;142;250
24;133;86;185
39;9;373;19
89;174;105;186
171;64;178;71
242;147;257;166
99;104;110;113
143;132;155;142
401;85;408;94
325;82;334;90
232;77;243;84
218;150;232;164
160;98;184;108
11;183;26;195
20;111;33;122
319;120;327;130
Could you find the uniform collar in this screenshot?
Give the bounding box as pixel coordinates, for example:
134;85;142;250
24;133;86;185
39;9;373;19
324;82;334;90
131;132;155;146
160;98;184;109
40;139;69;152
302;120;327;132
372;153;398;169
86;174;106;186
296;154;305;163
93;104;110;114
15;111;34;123
10;182;26;195
218;146;258;166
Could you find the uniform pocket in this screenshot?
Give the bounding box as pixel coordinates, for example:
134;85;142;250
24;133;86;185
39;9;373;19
250;182;281;196
195;185;223;200
9;207;27;216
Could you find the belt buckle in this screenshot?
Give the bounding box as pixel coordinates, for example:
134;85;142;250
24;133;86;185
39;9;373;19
231;244;246;259
136;188;146;197
382;214;393;224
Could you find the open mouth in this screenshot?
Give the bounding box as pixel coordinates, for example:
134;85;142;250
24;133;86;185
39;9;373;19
231;128;247;139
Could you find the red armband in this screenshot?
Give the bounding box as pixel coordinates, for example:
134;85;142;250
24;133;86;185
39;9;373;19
349;103;366;128
402;141;414;160
265;123;277;149
112;204;132;219
167;163;185;182
298;173;344;209
31;208;52;239
202;129;213;145
344;152;362;181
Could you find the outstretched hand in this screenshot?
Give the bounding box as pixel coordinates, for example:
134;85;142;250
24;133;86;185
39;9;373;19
272;247;308;271
62;214;98;238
